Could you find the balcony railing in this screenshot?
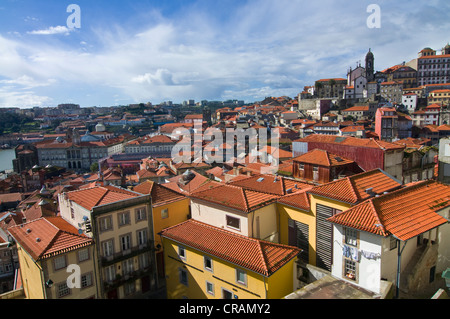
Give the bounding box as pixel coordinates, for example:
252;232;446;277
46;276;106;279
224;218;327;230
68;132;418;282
101;241;153;266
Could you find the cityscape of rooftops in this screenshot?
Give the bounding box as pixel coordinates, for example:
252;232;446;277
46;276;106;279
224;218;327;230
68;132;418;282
0;0;449;306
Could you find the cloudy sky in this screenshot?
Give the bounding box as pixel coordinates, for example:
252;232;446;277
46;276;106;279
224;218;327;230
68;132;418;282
0;0;449;108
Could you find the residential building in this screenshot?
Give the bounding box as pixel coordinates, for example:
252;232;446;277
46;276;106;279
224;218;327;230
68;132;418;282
402;93;418;112
292;134;405;181
124;134;175;156
380;81;403;104
132;180;190;278
291;149;363;184
381;64;417;89
189;183;280;242
341;105;371;121
57;185;157;299
428;89;450;106
314;78;347;99
160;219;300;299
375;107;398;142
327;180;450;297
417;46;450;86
8;217;97;299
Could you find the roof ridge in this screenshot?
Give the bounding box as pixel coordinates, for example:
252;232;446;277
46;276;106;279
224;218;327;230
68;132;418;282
256;241;270;276
241;187;250;212
346;177;360;202
367;198;388;236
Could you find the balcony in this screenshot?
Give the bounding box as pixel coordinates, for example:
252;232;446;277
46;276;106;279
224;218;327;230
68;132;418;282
103;267;153;292
101;241;153;267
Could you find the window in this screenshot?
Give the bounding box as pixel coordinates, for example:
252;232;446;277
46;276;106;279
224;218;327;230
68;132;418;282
122;259;134;275
78;248;89;262
99;216;112;232
57;282;71;298
118;211;130;226
345;228;358;247
226;215;240;230
236;269;247;286
104;265;116;282
81;273;93;288
179;268;188;286
135;207;147;222
139;253;150;269
299;163;304;170
178;246;186;260
124;282;135;295
102;240;114;257
344;259;356;281
137;229;148;246
390;236;397;250
161;208;169;219
206;281;214;296
121;234;131;251
54;256;66;270
222;288;233;299
204;256;213;272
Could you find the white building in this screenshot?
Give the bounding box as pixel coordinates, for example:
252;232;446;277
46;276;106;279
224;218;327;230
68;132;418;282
402;93;418;112
328;180;450;297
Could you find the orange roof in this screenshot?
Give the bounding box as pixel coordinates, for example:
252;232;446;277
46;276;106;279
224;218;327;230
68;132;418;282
160;219;300;277
292;149;354;167
190;183;279;212
8;217;93;261
295;134;404;151
308;169;402;204
327;180;450;241
228;174;312;196
342;106;369;112
316;78;347;82
133;181;186;207
66;185;141;210
419;54;450;59
277;189;312;211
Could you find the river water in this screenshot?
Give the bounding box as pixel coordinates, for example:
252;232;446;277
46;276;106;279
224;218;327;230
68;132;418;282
0;149;16;172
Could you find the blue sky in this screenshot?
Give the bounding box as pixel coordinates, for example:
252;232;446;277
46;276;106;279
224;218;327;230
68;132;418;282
0;0;449;108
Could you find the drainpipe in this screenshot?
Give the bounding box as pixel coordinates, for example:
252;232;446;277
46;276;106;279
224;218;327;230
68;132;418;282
395;238;407;299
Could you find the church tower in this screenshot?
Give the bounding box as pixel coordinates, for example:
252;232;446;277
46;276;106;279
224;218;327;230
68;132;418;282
365;48;375;82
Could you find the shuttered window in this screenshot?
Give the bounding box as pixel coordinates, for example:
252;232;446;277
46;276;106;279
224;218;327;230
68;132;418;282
316;204;341;271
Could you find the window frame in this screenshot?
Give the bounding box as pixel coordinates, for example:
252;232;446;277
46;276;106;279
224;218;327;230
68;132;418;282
226;215;240;231
236;268;247;286
204;256;213;272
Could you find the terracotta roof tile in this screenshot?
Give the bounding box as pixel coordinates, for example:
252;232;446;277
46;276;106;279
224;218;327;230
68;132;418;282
133;181;186;207
228;174;312;196
66;186;140;210
328;181;450;241
8;217;93;261
277;188;312;211
308;169;402;204
292;149;354;167
160;219;300;276
295;134;404;151
190;183;279;213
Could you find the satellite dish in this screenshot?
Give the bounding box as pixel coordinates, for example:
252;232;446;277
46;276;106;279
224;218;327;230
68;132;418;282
78;228;84;235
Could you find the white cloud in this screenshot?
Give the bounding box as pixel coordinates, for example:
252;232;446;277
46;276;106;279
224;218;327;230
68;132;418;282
27;25;73;35
0;0;449;107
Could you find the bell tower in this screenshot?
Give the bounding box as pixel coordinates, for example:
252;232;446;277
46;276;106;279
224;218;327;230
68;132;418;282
365;48;375;82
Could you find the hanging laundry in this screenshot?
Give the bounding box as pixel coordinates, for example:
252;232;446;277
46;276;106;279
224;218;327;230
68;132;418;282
350;246;359;262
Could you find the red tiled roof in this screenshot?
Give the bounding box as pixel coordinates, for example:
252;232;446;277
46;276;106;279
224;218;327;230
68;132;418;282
228;174;312;196
277;188;312;211
133;180;186;207
66;185;141;210
308;169;402;204
292;149;354;167
160;219;300;277
8;217;93;261
294;134;404;151
190;183;279;212
327;180;450;241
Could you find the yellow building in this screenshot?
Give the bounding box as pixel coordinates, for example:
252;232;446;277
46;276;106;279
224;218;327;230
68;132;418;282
8;217;97;299
277;169;402;271
133;180;190;278
160;219;300;299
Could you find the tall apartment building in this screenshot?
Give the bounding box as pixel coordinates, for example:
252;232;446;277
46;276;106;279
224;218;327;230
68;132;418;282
417;45;450;86
58;185;157;299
